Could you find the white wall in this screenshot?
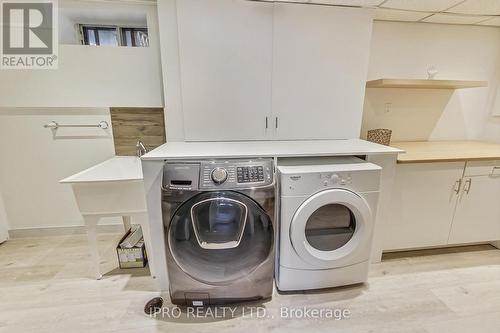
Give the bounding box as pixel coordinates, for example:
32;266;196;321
0;1;164;108
0;45;163;108
0;189;9;242
362;21;500;143
0;108;118;230
59;0;149;45
491;52;500;117
0;0;164;231
157;0;185;141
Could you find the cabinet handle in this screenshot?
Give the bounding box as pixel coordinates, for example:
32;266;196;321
453;179;462;195
265;117;268;129
275;117;278;129
491;166;500;176
464;178;472;194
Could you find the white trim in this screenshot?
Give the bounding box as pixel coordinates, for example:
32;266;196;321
0;191;9;243
490;241;500;250
8;224;124;238
67;0;157;7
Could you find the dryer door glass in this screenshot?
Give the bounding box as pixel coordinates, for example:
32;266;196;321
305;204;355;251
290;188;372;266
168;191;273;284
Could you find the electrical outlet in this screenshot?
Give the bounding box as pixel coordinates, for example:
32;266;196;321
384;103;392;113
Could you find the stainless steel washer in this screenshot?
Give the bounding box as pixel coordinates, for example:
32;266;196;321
161;158;275;306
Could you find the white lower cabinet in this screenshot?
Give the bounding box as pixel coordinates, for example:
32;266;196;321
385;162;464;250
448;162;500;244
385;160;500;251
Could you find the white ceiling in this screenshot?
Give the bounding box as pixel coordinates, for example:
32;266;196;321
478;16;500;25
447;0;500;15
381;0;462;12
253;0;500;26
374;8;430;21
423;13;489;24
378;0;500;25
60;0;149;26
100;0;500;27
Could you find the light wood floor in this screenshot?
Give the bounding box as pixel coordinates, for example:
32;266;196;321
1;233;500;333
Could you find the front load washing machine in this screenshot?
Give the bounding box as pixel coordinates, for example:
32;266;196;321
161;158;275;306
276;156;381;291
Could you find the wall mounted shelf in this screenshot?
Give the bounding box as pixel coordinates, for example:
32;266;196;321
391;141;500;164
366;79;488;89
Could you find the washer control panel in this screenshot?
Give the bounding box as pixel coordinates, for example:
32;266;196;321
200;159;273;189
237;166;264;183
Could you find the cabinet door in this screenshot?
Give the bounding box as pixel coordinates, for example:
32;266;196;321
384;162;465;250
271;3;373;140
176;0;273;141
448;175;500;244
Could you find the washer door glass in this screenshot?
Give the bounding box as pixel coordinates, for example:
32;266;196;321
305;204;355;252
191;197;247;250
168;191;273;285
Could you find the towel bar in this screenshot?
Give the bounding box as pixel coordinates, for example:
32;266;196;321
44;121;109;130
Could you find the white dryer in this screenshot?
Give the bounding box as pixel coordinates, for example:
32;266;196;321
276;156;381;291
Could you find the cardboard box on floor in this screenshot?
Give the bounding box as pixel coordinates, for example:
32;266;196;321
116;226;147;269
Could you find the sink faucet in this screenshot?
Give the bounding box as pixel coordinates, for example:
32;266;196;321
136;140;148;157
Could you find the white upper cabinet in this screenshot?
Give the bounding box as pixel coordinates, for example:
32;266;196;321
271;3;374;140
175;0;373;141
177;0;274;141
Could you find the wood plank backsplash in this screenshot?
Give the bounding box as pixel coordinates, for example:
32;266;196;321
110;108;166;156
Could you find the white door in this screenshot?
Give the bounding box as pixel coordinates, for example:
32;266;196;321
176;0;274;141
290;189;373;269
271;3;373;140
448;175;500;244
385;162;465;250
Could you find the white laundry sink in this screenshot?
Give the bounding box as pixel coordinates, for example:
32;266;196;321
61;156;154;279
61;156;146;214
62;156;143;183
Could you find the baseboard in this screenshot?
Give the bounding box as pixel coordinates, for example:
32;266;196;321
382;241;492;253
490;241;500;249
8;224;125;239
382;243;498;260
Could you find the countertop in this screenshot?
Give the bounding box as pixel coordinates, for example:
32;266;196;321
60;156;143;183
140;139;403;160
391;141;500;164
